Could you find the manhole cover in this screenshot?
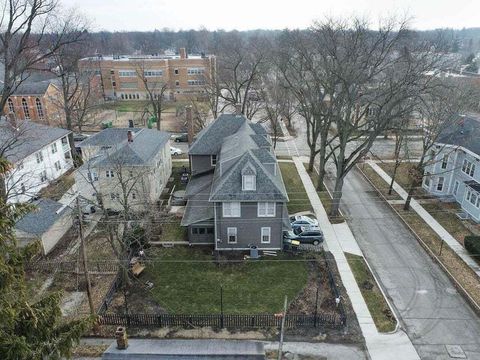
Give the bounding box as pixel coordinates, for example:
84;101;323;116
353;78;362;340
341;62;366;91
446;345;466;359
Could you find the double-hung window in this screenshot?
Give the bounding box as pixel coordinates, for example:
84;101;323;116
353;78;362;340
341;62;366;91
227;227;237;243
462;159;476;177
106;170;114;178
441;154;448;169
258;202;275;217
36;151;43;163
242;175;256;191
261;227;271;243
223;202;240;217
437;177;444;191
51;143;58;154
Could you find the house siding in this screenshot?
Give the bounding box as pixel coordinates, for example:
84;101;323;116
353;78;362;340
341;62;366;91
423;145;480;221
214;202;284;250
190;155;214;175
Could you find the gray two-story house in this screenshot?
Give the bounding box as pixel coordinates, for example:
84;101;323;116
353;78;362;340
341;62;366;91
423;114;480;222
181;111;290;251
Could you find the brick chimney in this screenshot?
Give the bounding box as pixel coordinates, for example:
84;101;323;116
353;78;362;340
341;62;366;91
186;105;194;143
179;48;187;59
127;130;133;143
115;326;128;350
235;103;242;115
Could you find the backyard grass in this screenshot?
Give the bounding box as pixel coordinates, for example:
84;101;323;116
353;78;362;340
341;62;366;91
279;162;313;214
345;253;396;333
170;163;189;192
160;218;188;242
39;171;75;201
143;247;309;314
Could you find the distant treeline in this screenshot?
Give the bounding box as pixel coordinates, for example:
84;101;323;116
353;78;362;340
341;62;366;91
87;28;480;56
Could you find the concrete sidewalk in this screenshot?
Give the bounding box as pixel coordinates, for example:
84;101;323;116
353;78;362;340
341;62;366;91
367;160;480;277
293;157;420;360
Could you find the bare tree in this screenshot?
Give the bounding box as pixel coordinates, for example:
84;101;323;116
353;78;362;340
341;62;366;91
0;1;87;114
276;29;336;185
134;61;168;131
303;17;444;216
403;81;474;210
216;32;267;118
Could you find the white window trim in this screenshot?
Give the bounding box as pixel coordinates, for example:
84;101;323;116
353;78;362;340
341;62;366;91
222;202;241;217
261;227;271;244
436;177;444;192
242;175;256;191
462;159;476;177
227;227;237;244
258;202;276;217
211;155;217;166
453;180;460;196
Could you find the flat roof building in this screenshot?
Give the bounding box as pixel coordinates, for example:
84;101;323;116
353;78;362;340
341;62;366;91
79;48;215;102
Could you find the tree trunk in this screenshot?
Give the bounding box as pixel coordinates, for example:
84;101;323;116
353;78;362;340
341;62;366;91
403;182;415;210
307;150;316;172
316;146;327;191
330;175;344;217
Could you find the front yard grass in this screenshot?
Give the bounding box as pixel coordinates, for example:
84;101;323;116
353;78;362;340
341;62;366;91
357;163;401;200
345;253;396;333
143;247;309;314
377;162;427;198
279;162;313;214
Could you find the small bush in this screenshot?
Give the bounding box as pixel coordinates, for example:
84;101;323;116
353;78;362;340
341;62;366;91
464;235;480;255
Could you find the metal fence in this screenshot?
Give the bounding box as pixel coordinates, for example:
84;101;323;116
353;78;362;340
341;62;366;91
98;312;344;329
322;252;347;325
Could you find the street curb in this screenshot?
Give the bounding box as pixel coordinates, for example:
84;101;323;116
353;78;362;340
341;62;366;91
356;164;480;318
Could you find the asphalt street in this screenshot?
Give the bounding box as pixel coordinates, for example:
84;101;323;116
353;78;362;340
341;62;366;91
279;116;480;359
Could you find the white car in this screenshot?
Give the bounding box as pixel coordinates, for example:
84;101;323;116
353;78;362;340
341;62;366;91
290;215;319;230
170;146;183;156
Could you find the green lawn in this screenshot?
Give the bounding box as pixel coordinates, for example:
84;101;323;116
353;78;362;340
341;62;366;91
358;164;402;200
279;162;313;214
144;247;309;314
345;253;396;332
160;218;188;242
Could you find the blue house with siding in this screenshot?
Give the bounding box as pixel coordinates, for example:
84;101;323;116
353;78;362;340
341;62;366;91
422;114;480;222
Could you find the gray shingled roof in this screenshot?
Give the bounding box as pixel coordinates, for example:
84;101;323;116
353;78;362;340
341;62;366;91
182;172;214;226
0;119;71;163
79;128;142;147
249;122;267;135
11;78;59;95
15;199;71;236
210;151;288;202
437;115;480;155
189;114;251;155
81;128;170;166
465;179;480;192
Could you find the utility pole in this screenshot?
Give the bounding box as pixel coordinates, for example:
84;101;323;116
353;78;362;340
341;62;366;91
76;197;95;315
277;295;288;360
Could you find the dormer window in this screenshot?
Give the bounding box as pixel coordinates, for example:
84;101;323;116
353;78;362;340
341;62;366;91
242;174;256;191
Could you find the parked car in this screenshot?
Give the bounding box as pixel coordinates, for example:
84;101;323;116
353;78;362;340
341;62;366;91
290;215;319;230
170;133;188;142
73;133;90;142
284;228;324;246
170;146;183;156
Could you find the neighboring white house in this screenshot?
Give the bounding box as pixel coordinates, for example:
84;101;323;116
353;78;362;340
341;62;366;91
75;127;172;212
0;118;73;203
15;198;73;254
423;114;480;222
